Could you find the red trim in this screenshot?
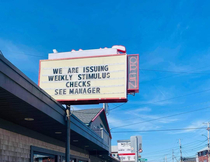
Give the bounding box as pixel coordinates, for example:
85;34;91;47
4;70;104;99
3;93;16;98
113;45;126;53
91;108;112;139
117;49;126;53
127;54;139;93
57;97;127;102
102;108;112;139
137;54;139;92
128;89;139;93
126;55;128;97
118;153;135;156
40;53;126;62
91;108;104;122
58;98;127;105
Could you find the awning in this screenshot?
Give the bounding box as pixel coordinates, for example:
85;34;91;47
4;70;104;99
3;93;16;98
0;55;109;153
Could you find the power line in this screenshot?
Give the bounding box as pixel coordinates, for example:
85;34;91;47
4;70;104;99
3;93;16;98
145;140;207;161
109;88;210;112
140;68;210;75
142;120;210;157
111;105;210;129
145;141;206;160
109;103;126;111
148;144;205;161
111;101;210;123
141;88;210;105
71;104;126;114
139;65;210;83
144;140;207;157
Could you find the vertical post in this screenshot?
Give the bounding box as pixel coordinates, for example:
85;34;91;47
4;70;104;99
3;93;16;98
203;122;210;162
135;136;138;162
165;156;167;162
207;122;209;162
172;149;174;162
103;103;109;114
179;139;182;162
100;127;104;139
66;105;71;162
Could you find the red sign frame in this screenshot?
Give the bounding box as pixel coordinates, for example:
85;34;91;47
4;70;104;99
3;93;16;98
127;54;139;93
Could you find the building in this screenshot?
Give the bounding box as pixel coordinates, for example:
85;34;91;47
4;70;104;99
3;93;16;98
111;146;119;160
73;108;112;153
197;147;209;162
111;137;142;162
183;157;196;162
0;54;119;161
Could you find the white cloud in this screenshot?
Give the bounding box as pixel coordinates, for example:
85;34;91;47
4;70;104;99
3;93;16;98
169;120;207;135
139;114;178;124
125;107;151;114
139;93;173;106
0;38;43;76
184;120;206;133
108;115;160;132
108;110;179;133
168;61;192;72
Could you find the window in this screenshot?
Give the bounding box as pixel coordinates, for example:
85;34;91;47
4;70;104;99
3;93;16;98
100;124;104;128
201;151;207;156
31;146;89;162
33;152;56;162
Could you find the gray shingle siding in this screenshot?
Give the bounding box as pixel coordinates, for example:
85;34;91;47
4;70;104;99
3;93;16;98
73;108;103;125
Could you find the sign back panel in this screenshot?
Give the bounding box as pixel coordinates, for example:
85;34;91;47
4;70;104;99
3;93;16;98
39;54;127;104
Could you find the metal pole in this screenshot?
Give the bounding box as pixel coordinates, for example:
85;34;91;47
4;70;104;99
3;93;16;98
172;149;174;162
135;136;138;162
207;122;209;162
179;139;182;162
203;122;210;162
66;105;71;162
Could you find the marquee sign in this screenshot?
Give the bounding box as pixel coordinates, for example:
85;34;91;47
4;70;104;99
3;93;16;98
39;54;127;104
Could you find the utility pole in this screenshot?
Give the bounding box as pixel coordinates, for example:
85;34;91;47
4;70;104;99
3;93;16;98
103;103;109;114
203;122;210;162
65;105;71;162
208;122;210;162
165;155;167;162
172;149;174;162
179;139;182;162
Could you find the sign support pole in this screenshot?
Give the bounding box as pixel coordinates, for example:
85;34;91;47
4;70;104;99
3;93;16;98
135;136;138;162
65;105;71;162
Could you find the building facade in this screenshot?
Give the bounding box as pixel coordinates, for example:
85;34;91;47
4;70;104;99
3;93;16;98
111;137;142;162
197;147;209;162
111;146;119;160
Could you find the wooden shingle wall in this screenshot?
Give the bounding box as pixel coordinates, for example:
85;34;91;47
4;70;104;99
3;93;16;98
0;128;89;162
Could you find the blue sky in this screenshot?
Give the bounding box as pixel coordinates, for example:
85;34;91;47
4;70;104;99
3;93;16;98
1;0;210;161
